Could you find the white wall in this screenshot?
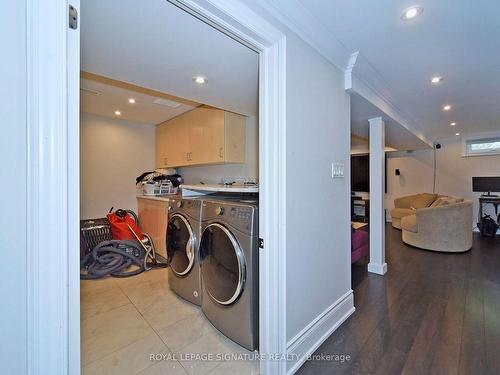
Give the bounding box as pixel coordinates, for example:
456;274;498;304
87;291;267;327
0;0;27;373
178;115;259;184
386;138;500;225
285;32;352;346
80;113;156;219
235;4;352;369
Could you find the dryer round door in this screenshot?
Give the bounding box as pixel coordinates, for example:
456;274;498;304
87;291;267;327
200;223;246;305
167;214;195;276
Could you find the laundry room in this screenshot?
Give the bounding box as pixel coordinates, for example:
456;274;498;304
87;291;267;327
79;1;260;374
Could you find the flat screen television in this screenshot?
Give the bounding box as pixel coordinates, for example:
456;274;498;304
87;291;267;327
351;154;387;193
472;176;500;196
351;155;369;192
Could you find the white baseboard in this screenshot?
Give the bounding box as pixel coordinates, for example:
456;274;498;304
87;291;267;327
286;290;355;374
368;262;388;275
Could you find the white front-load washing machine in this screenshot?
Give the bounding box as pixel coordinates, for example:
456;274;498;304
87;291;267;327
199;198;259;351
166;197;202;305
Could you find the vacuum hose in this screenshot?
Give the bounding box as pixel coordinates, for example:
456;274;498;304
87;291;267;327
80;240;147;279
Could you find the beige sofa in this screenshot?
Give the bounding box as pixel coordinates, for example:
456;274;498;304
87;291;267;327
391;193;439;229
401;200;473;252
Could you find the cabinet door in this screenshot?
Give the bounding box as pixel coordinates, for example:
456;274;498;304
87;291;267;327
186;118;204;165
156;123;171;168
137;198;168;258
157;123;184;168
224;111;246;163
168;121;189;167
198;107;225;164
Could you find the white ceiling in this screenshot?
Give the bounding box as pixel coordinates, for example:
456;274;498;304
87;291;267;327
299;0;500;140
351;93;430;151
81;0;258;117
80;78;199;124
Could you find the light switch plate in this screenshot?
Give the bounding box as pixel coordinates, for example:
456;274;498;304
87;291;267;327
331;162;345;178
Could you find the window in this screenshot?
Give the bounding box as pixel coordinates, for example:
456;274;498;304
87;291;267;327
464;136;500;156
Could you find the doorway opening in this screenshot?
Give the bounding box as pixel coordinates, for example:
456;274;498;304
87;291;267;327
75;1;286;374
26;0;286;373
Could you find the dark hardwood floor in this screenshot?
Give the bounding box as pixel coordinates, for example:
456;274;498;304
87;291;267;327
297;224;500;375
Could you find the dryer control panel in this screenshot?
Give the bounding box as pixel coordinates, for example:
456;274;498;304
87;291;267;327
202;201;257;236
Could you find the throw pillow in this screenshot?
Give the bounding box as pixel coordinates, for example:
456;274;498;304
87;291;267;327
412;193;438;208
431;197;464;207
430;198;444;207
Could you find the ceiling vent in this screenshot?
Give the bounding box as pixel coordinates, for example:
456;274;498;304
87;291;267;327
153;98;181;108
80;87;102;96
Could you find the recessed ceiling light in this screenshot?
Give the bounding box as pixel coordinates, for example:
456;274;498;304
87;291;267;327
431;76;443;84
455;132;460;136
192;76;207;84
114;110;121;116
443;105;452;111
450;122;456;126
128;98;136;104
401;6;424;20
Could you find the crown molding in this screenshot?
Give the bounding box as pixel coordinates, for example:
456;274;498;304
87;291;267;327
345;53;433;148
252;0;433;148
253;0;351;71
347;50;433;148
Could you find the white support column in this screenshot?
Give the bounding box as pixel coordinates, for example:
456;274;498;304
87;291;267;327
368;117;387;275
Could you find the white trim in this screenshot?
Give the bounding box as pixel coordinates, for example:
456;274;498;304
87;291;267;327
367;262;388;275
176;5;288;374
345;55;433;149
172;2;288;373
27;0;287;374
173;2;288;374
67;1;81;374
253;0;350;71
27;0;77;373
286;291;355;375
368;117;387;276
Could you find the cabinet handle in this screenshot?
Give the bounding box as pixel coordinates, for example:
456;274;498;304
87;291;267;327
189;152;193;161
186;152;190;161
163;157;168;165
219;147;223;159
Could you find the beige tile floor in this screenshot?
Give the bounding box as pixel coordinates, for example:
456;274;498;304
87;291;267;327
81;269;259;375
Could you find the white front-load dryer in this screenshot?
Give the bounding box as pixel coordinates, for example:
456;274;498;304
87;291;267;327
166;197;202;305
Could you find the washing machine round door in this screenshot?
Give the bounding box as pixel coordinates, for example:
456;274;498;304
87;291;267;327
167;214;195;276
200;223;245;305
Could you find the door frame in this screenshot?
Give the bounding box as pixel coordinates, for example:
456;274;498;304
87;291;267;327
26;0;287;374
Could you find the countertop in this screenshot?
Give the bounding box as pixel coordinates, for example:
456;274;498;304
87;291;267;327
136;194;179;202
180;184;259;196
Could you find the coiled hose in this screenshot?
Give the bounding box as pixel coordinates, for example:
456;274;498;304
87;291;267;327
80;240;149;279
